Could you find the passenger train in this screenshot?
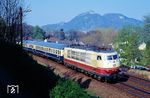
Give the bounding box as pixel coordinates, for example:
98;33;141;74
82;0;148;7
23;40;123;82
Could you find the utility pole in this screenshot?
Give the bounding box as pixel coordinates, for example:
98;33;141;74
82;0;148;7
19;7;31;48
19;7;23;48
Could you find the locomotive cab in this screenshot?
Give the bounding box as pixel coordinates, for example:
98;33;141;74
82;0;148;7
96;51;123;82
96;52;120;76
102;53;120;68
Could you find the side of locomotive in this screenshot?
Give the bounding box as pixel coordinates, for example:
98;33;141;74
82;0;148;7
64;46;121;80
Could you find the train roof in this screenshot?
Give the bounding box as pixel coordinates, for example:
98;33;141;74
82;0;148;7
68;44;115;53
23;40;68;49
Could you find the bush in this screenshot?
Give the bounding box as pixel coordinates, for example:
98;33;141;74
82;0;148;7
50;79;90;98
139;45;150;66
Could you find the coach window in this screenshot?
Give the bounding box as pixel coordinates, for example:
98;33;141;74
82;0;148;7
57;50;59;54
49;48;51;52
52;49;55;54
58;50;60;55
55;50;57;54
50;49;52;53
54;50;56;54
56;50;58;54
97;56;102;60
46;48;48;52
29;45;33;48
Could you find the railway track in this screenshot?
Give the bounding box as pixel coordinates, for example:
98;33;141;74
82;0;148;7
126;75;150;91
30;53;150;98
128;77;150;87
111;70;150;98
113;82;150;98
127;73;150;85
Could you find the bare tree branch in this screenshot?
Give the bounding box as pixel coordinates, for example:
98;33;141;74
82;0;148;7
0;0;30;46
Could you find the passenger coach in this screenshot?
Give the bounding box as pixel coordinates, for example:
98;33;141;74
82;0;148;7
23;40;68;62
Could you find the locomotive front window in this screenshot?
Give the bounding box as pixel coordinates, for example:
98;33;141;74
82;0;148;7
107;55;118;60
107;56;113;60
113;55;118;59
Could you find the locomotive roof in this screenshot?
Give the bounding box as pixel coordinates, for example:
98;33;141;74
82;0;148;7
68;44;115;53
23;40;68;49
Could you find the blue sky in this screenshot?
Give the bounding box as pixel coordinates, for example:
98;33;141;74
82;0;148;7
26;0;150;26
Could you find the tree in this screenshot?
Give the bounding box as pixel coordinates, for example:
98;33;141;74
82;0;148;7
67;30;77;41
32;26;45;40
0;0;29;46
23;23;34;39
143;15;150;44
0;0;21;43
138;15;150;66
81;30;102;46
81;28;116;47
50;79;90;98
139;45;150;66
114;26;141;65
0;17;6;41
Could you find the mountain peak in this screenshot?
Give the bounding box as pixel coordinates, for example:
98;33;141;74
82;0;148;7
119;16;125;19
103;13;126;18
78;10;97;16
86;10;96;14
42;12;143;32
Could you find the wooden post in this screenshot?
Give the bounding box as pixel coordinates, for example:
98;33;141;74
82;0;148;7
20;7;23;48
